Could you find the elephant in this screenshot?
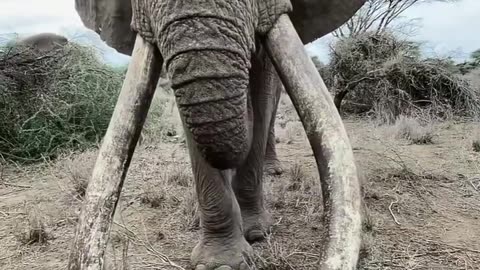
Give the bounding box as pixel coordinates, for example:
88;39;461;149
69;1;365;270
75;0;285;175
18;33;68;52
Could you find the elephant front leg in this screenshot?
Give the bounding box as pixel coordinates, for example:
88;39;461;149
264;87;284;176
232;48;280;243
185;130;253;270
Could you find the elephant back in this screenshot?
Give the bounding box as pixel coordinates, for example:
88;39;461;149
18;33;69;52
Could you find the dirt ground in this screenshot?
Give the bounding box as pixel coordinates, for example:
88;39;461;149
1;94;479;270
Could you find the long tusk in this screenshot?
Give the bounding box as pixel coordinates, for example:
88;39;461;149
264;15;362;270
68;34;162;270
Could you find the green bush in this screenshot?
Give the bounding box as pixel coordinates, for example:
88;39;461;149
0;43;125;162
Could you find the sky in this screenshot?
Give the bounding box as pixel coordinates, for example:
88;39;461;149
307;0;480;62
1;0;479;65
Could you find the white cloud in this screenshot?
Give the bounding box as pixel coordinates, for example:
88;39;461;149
0;0;82;34
404;0;480;61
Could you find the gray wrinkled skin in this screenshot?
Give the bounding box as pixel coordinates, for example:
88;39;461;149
131;0;291;169
75;1;365;269
74;0;365;175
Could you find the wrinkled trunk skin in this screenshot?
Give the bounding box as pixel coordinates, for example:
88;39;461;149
166;22;251;169
145;2;256;170
169;42;250;170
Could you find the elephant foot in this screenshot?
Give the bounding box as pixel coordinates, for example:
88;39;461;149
242;210;273;243
264;158;284;176
191;238;254;270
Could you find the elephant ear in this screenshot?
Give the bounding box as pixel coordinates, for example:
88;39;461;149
75;0;136;55
290;0;366;44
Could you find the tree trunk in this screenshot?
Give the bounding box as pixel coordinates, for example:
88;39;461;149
334;89;349;113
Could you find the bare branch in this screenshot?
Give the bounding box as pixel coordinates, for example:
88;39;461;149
333;0;459;38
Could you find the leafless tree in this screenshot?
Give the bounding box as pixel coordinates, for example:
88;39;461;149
333;0;458;38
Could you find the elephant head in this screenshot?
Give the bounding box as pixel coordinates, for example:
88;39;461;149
75;0;365;55
70;1;366;270
75;0;364;168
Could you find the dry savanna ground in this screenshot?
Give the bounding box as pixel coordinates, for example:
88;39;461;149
1;92;480;270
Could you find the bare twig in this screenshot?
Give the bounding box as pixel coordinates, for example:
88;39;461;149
469;179;479;191
414;239;480;255
1;182;32;189
388;197;401;225
113;221;185;270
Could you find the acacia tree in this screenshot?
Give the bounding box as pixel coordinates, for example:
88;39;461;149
327;0;459;113
333;0;457;38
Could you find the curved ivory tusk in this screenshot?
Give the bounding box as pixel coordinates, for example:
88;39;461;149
68;34;162;270
265;15;362;270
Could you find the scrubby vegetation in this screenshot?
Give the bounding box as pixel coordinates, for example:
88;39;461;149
318;32;480;124
1;34;480;269
0;42;182;163
0;43;125;162
3;2;480;269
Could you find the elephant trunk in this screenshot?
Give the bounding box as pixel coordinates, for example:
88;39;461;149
161;17;253;169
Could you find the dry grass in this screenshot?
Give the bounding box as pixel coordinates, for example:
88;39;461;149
15;204;51;245
61;149;96;199
167;167;191;187
472;126;480;153
254;234;318;269
287;163;306;191
139;165;191;209
142;89;184;144
388;115;435;144
1;92;480;269
140;184;172;209
473;140;480;152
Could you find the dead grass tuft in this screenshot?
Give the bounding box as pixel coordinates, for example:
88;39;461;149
16;204;51;245
254;234;318;269
473;140;480;152
142;89;184;144
139;164;190;208
140;184;180;209
287;163;305;191
390;115;435;144
472;129;480;152
63;150;96;199
284;122;304;145
167;167;192;187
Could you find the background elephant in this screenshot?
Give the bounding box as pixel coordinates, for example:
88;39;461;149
71;1;365;270
18;33;68;52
